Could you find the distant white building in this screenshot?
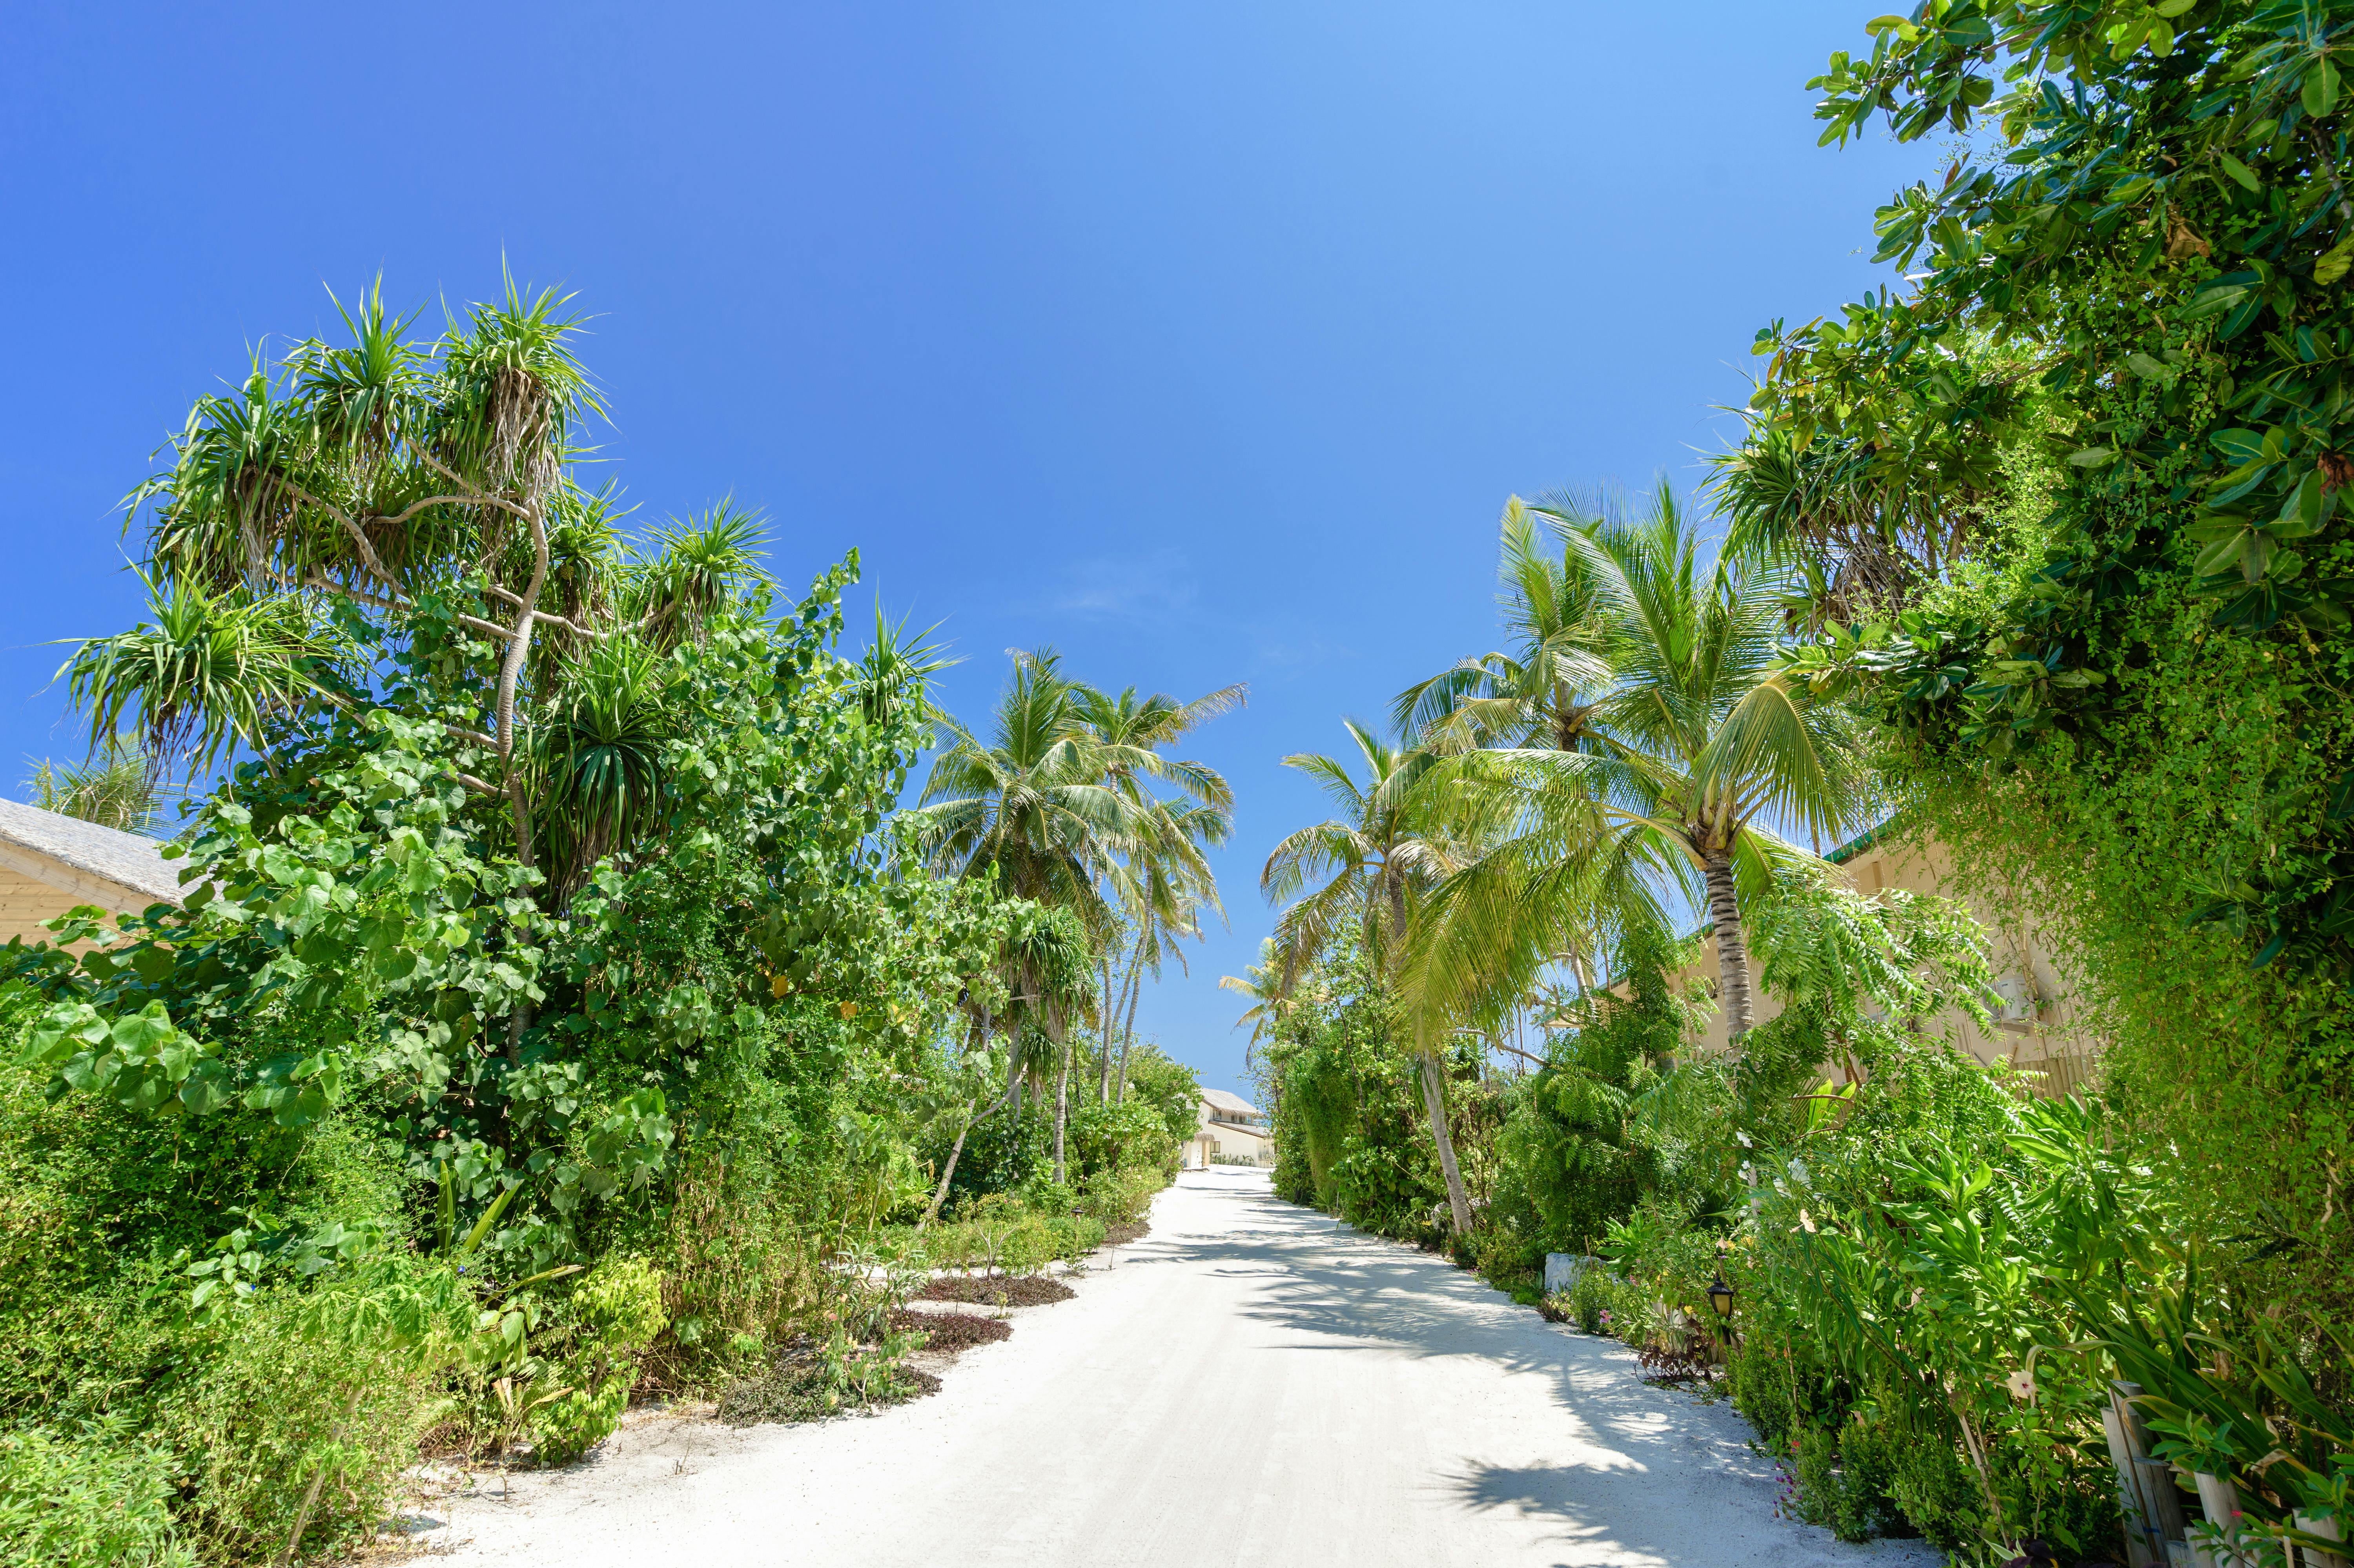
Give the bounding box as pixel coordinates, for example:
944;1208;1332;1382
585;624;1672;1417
1187;1088;1274;1169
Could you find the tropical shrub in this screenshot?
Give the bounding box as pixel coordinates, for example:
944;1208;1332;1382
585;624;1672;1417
0;282;1048;1558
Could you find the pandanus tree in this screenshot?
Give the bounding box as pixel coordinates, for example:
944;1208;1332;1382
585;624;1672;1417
1261;719;1482;1234
61;277;771;903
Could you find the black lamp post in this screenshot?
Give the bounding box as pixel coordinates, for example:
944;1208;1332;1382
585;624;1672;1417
1706;1273;1735;1320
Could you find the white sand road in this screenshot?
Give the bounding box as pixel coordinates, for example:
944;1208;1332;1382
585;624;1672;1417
419;1170;1936;1568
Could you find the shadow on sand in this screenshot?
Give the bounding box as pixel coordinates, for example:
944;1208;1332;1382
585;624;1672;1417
1119;1178;1905;1565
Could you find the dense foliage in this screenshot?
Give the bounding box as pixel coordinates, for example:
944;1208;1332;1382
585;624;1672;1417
0;286;1210;1564
1744;0;2354;1312
1250;7;2354;1546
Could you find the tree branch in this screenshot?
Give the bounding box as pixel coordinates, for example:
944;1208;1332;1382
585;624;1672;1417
414;453;536;521
484;583;606;641
277;479;411;604
453;612;521;643
495;499;552;872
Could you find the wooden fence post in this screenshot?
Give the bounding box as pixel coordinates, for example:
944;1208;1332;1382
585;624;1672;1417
2108;1382;2192;1566
2294;1511;2349;1568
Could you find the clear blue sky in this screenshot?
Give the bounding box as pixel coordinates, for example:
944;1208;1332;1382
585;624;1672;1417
2;2;1933;1098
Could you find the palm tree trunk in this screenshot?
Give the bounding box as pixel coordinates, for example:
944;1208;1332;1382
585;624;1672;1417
1116;959;1144;1101
1051;1022;1072;1186
1097;955;1114;1104
923;1004;1012;1228
1418;1046;1475;1235
1703;852;1756;1038
1386;871;1473;1235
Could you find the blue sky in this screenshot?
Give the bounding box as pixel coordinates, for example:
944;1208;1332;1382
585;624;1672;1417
2;2;1934;1097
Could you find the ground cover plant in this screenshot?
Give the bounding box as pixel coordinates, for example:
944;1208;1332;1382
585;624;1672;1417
888;1309;1014;1355
916;1276;1077;1308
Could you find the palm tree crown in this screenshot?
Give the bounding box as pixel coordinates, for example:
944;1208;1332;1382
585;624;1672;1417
1424;481;1875;1038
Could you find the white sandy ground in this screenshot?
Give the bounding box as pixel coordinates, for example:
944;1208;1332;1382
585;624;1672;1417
411;1169;1939;1568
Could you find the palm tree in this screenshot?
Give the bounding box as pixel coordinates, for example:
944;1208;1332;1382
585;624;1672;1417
1073;681;1242;1102
1389;498;1642;1030
919;906;1095;1226
1392;497;1617;757
1261;719;1481;1234
1103;835;1215;1103
25;734;172;836
912;649;1145;932
1218;938;1292;1068
1443;481;1876;1039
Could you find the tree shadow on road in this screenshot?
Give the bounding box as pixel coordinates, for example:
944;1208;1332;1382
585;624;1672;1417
1133;1182;1751;1464
1437;1457;1938;1567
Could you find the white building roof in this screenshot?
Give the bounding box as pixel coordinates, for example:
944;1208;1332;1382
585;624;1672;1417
1201;1088;1260;1116
0;796;186;914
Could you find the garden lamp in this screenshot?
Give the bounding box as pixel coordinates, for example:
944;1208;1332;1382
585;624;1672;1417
1706;1272;1735;1320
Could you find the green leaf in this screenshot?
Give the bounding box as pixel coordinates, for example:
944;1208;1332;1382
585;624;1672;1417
2305;60;2341;119
2068;446;2121;467
2219;153;2262;192
2211;428;2267;465
2209;463;2277;506
2316;233;2354;287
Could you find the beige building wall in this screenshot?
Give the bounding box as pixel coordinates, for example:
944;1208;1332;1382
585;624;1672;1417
0;864;92;948
1659;831;2098;1099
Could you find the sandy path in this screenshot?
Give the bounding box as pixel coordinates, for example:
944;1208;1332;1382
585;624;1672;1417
423;1170;1935;1567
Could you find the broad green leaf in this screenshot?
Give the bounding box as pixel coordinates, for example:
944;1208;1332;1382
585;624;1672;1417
2210;428;2266;465
2306;60;2340;118
2219;153;2262;192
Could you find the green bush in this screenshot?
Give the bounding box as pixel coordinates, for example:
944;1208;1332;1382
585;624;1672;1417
157;1260;466;1563
0;1420;193;1568
531;1256;669;1464
1079;1164;1164;1229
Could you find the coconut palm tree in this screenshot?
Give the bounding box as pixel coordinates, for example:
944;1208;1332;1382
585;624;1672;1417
1219;938;1292;1067
1388;496;1640;1031
911;649;1146;932
1261;718;1482;1234
1072;680;1242;1101
1392;497;1618;757
1103;832;1218;1103
1443;481;1876;1039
